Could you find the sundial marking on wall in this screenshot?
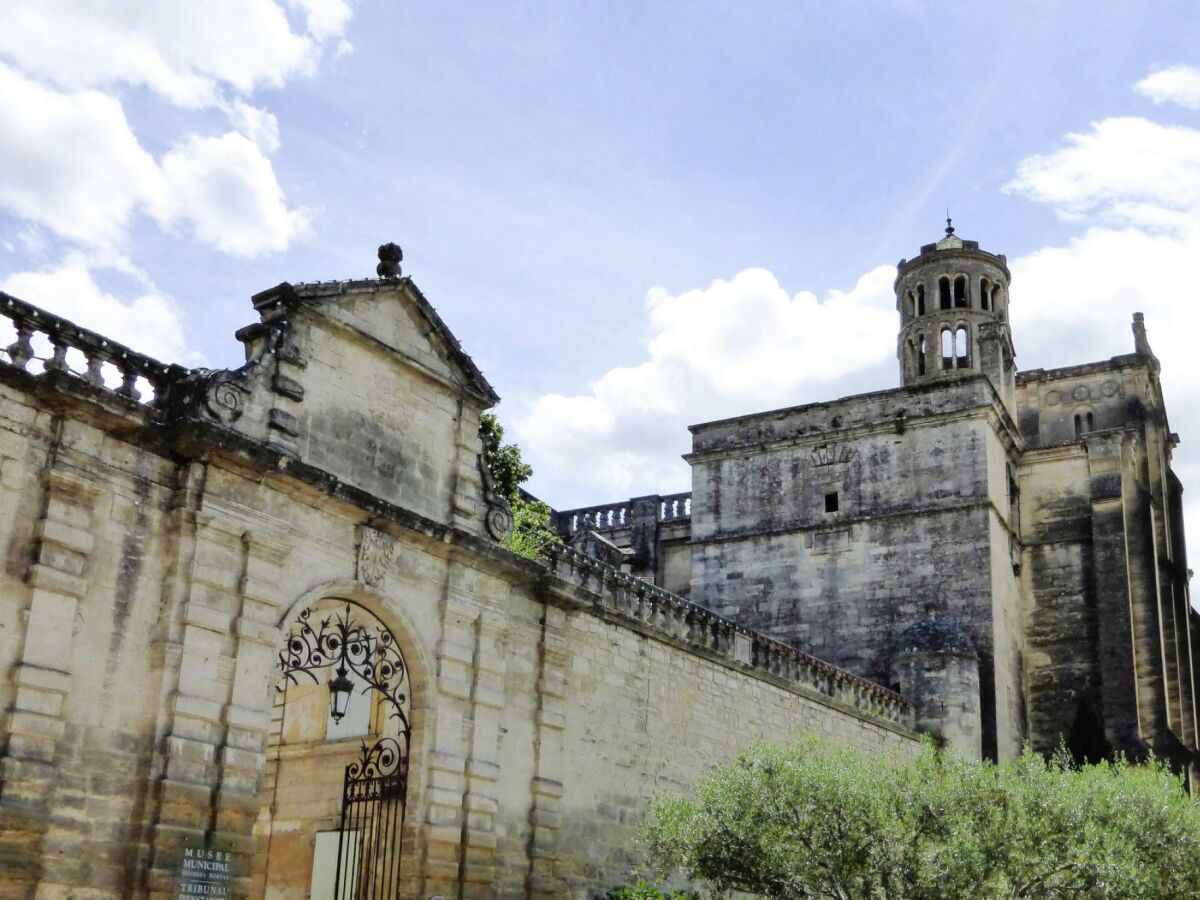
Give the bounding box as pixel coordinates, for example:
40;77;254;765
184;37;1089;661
811;443;858;467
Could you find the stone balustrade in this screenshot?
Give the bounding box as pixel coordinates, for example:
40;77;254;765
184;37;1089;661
562;502;630;532
658;492;691;522
0;292;184;405
558;492;693;533
543;543;914;728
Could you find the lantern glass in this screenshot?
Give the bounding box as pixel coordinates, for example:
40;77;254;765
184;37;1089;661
329;670;353;723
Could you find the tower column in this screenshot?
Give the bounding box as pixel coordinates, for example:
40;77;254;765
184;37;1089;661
894;222;1016;418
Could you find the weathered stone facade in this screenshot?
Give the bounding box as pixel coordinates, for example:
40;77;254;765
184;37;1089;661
2;223;1193;897
0;259;915;898
561;226;1196;775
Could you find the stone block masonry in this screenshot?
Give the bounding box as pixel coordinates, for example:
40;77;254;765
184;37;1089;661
0;270;917;900
567;226;1195;774
2;222;1191;896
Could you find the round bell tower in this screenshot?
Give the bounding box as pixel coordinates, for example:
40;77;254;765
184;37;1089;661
895;220;1016;412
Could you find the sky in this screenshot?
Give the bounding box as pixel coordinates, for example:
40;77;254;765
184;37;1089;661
1;1;1200;574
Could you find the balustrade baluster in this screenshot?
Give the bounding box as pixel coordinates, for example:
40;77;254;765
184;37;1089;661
46;336;69;374
83;351;106;386
117;366;141;400
7;321;33;370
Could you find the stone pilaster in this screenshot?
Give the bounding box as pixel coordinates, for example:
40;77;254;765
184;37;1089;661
0;466;99;888
145;508;250;897
1086;432;1146;754
526;605;567;899
628;495;661;576
450;405;483;535
210;531;291;885
420;579;509;899
420;592;473;895
460;610;506;894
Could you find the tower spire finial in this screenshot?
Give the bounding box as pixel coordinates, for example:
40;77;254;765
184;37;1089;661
945;209;954;236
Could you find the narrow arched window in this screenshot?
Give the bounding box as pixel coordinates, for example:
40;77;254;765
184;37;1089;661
955;326;969;367
954;275;967;308
916;284;926;316
980;278;990;311
941;328;954;369
918;335;926;375
908;291;916;317
939;277;951;310
1073;411;1095;438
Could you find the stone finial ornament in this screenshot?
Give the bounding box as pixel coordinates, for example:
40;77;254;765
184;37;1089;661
1132;312;1153;357
377;242;403;279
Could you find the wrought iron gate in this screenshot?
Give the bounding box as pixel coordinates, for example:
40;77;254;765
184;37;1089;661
334;738;409;899
278;602;413;900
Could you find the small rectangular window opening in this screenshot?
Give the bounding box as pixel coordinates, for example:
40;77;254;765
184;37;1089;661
824;491;839;513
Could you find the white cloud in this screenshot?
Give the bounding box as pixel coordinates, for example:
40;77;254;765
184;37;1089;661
0;64;309;257
0;1;350;109
1005;117;1200;227
516;266;897;497
154;133;311;256
0;1;348;261
229;102;281;153
1;257;200;366
290;0;356;44
1135;65;1200;111
0;64;159;247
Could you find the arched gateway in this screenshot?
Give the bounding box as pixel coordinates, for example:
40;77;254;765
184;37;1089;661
259;599;413;899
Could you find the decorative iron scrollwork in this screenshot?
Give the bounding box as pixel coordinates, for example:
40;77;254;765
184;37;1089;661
348;737;406;782
278;603;410;731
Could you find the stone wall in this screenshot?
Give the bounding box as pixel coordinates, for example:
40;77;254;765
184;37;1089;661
686;377;1022;758
1015;353;1198;765
0;287;917;900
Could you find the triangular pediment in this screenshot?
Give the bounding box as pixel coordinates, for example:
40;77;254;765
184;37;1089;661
252;277;498;406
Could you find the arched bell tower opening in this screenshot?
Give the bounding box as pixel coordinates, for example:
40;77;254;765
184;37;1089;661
256;596;417;900
894;219;1017;414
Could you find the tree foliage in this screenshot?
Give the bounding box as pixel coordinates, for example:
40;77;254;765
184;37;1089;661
644;737;1200;899
604;879;696;900
478;412;532;502
478;412;560;560
503;496;560;559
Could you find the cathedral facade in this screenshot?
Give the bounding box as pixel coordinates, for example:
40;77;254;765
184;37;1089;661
0;226;1191;899
561;225;1196;770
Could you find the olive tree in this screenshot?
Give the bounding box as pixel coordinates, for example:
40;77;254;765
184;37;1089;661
644;737;1200;899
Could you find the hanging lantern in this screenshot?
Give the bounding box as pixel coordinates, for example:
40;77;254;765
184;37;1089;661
329;667;354;723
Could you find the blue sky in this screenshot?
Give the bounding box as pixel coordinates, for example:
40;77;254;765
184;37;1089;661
2;2;1200;566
